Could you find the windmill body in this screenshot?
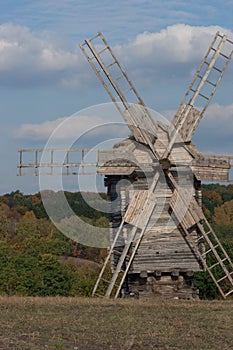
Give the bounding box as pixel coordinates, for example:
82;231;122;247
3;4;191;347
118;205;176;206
97;122;230;298
18;32;233;299
98;136;202;298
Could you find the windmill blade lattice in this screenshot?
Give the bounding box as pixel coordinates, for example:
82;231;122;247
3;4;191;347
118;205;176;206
169;32;233;148
168;171;233;299
80;33;159;157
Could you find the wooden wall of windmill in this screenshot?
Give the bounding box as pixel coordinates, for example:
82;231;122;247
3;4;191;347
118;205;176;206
97;138;203;298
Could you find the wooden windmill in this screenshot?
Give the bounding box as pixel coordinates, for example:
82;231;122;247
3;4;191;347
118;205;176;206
18;32;233;299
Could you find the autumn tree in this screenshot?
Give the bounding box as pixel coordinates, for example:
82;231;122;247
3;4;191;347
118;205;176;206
213;200;233;238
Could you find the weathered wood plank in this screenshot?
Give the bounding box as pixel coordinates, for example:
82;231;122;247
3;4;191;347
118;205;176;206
172;103;202;141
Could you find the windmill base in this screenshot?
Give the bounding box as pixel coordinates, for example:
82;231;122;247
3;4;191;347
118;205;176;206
123;271;199;300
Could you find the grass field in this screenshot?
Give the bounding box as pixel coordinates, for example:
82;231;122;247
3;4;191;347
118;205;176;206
0;296;232;350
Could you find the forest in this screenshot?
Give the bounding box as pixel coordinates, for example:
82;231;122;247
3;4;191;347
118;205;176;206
0;184;232;299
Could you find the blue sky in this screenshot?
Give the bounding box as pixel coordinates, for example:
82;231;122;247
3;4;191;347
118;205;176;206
1;0;233;194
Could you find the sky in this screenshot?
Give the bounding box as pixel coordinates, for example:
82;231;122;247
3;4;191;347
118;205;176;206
1;0;233;194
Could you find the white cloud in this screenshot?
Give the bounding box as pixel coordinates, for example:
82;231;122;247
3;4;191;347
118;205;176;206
191;103;233;155
203;103;233;134
15;117;67;141
14;104;129;143
15;100;233;155
162;103;233;132
0;23;84;87
15;115;110;142
116;24;233;83
0;23;232;91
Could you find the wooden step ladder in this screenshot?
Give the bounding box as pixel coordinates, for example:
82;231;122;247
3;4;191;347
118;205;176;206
80;32;145;111
196;220;233;298
80;32;159;157
168;172;233;299
166;32;233;154
92;171;160;298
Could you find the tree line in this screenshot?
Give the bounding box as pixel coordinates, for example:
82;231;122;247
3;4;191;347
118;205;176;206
0;186;232;299
0;190;108;297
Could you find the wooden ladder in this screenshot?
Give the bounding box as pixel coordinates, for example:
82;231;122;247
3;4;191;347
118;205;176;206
80;32;159;156
168;172;233;299
92;171;160;298
196;219;233;299
167;32;233;151
80;32;147;111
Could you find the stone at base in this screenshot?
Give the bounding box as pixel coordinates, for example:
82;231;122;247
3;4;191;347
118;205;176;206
123;272;199;300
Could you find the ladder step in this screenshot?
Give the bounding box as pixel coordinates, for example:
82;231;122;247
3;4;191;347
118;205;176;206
115;75;124;81
219;52;230;60
122;88;133;95
203;230;211;236
113;252;131;259
204;60;210;66
198;92;209;100
101;277;120;288
225;289;233;297
97;46;109;55
106;61;117;68
213;66;222;73
196;75;217;88
226;37;233;44
216;33;225;39
209;258;228;270
205;79;217;87
209;262;220;270
101;278;111;284
89;33;101;42
94;293;105;298
217;275;228;283
203;244;219;256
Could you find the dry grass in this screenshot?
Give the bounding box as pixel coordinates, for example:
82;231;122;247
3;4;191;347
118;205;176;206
0;296;232;350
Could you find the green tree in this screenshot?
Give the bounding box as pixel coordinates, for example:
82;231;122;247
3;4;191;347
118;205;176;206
34;254;72;296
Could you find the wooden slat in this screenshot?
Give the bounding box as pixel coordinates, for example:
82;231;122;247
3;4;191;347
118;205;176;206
170;189;197;229
124;190;147;227
123;104;158;146
172;103;201;141
192;167;229;182
191;153;231;182
98;148;137;166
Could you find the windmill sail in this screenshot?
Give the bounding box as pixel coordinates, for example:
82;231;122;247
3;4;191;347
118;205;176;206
164;32;233;158
168;171;233;299
80;33;158;156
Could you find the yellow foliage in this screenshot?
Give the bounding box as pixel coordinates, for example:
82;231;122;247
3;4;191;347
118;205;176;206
24;211;36;219
214;200;233;225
